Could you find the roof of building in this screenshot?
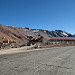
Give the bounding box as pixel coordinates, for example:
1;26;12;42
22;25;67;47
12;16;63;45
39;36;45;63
0;41;2;44
50;37;75;41
30;38;38;40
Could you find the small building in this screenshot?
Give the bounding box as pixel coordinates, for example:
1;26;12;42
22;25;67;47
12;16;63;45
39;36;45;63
49;37;75;45
3;39;11;44
28;36;43;46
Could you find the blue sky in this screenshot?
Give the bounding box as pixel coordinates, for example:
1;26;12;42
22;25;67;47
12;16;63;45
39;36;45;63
0;0;75;34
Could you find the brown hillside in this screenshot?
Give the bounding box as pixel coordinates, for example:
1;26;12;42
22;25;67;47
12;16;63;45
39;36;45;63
0;24;28;43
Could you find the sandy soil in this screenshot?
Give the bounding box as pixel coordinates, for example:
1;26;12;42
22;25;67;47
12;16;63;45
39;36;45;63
0;45;37;55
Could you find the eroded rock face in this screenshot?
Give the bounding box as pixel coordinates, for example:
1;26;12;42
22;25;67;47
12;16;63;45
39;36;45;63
0;24;73;49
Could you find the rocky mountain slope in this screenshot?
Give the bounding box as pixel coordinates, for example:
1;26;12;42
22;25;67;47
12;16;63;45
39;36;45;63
73;34;75;37
0;24;72;44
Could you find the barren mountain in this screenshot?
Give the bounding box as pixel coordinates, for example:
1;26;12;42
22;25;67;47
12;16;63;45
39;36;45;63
0;24;72;44
73;34;75;37
0;24;28;43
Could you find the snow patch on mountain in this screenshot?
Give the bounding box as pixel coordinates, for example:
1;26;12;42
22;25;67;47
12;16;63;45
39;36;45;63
62;32;68;37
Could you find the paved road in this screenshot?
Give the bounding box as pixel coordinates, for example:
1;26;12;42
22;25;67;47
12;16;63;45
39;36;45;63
0;46;75;75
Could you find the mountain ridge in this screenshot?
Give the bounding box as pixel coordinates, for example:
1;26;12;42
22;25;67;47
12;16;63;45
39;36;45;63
0;24;74;43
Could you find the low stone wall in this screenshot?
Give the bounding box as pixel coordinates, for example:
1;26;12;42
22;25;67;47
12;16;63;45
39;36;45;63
24;45;38;50
39;44;75;48
0;44;38;50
